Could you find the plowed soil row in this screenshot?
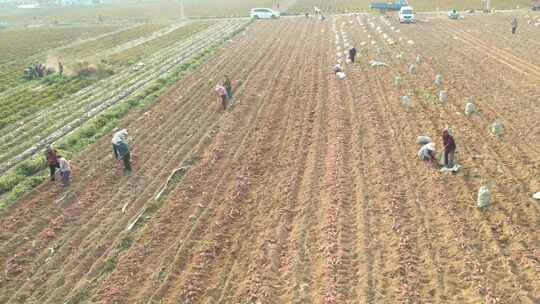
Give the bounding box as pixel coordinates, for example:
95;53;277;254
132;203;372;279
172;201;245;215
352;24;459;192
0;15;538;304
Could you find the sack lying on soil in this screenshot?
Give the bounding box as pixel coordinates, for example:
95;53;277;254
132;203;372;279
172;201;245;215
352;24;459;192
416;55;422;64
477;186;491;208
491;121;504;136
416;136;432;145
409;64;417;75
401;95;412;108
465;102;476;115
394;75;401;87
533;192;540;200
434;74;443;86
336;72;346;79
439;90;448;103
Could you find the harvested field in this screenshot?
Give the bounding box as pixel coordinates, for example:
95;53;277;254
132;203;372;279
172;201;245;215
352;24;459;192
288;0;530;13
53;23;166;60
0;26;118;64
0;13;539;304
108;22;214;66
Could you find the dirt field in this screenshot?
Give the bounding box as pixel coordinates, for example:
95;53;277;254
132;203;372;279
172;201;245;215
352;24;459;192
0;14;539;304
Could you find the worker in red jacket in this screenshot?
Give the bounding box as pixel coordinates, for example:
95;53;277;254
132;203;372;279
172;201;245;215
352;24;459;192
45;146;59;181
442;128;456;168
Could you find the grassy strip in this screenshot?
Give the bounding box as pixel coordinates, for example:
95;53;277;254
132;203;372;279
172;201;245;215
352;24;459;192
0;21;251;210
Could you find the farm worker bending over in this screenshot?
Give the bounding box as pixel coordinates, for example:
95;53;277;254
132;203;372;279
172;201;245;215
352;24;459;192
215;84;228;111
417;142;436;162
57;156;71;187
46;146;59;181
511;17;518;34
112;129;132;174
224;75;233;99
349;47;357;63
442;128;456;168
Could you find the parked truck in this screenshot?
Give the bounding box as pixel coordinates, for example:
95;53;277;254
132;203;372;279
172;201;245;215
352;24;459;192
369;0;408;13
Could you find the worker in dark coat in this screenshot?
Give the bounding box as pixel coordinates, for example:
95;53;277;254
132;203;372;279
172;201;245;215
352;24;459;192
442;128;456;168
349;47;357;63
112;129;131;174
45;146;59;181
224;75;232;99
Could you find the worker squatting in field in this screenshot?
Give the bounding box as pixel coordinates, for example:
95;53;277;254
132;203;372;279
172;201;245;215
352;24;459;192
417;128;458;170
46;146;70;186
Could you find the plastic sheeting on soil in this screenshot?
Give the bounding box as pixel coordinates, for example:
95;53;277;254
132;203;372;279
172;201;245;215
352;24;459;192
369;60;388;67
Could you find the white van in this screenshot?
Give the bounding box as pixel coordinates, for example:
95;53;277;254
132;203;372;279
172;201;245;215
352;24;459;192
399;6;416;23
250;8;280;19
